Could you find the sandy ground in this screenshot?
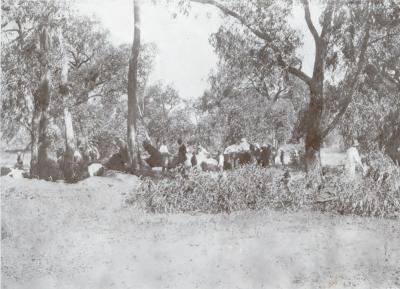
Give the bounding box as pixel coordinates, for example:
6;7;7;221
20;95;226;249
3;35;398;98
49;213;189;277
1;174;400;289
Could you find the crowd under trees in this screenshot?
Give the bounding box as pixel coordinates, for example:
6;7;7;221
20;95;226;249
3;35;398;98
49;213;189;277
1;0;399;183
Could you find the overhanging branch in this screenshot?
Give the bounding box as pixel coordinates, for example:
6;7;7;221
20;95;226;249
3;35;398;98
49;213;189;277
276;54;312;84
287;66;312;84
368;32;400;45
190;0;271;42
321;16;371;139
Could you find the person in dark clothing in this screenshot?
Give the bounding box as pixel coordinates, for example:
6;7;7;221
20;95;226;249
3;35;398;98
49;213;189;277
176;139;188;178
142;141;162;167
177;139;187;165
191;151;197;167
15;152;24;170
260;145;271;167
105;138;129;172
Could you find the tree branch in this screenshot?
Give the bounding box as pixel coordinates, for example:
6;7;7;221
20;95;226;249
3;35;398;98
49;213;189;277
249;77;270;100
301;0;319;44
76;57;91;69
381;70;400;88
368;32;400;46
319;0;335;40
3;28;20;33
276;54;312;84
272;85;287;102
192;0;314;86
73;94;104;106
287;66;312;84
190;0;271;42
321;16;371;139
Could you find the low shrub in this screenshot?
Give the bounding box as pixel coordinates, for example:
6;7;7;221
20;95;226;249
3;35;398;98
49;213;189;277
318;179;400;218
132;165;312;214
129;154;400;218
319;152;400;218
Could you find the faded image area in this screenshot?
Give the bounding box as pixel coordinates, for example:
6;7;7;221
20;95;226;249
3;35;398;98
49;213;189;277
1;0;400;288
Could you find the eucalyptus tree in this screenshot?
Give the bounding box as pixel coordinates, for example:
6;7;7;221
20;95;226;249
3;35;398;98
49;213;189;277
2;1;113;179
340;31;400;162
184;0;400;182
126;0;142;173
138;82;181;145
1;0;70;178
197;60;308;147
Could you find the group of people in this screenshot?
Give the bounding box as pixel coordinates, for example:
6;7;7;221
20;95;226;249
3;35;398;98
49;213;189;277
156;137;380;180
4;134;398;181
159;139;188;171
223;138;277;170
156;137;280;173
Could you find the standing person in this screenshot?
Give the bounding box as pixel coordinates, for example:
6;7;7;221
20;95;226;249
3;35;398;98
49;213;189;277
14;152;24;170
345;139;365;180
159;140;170;172
292;149;299;166
177;139;187;165
218;151;224;171
280;149;285;167
238;138;251;165
177;139;187;177
191;151;197;168
260;144;271;167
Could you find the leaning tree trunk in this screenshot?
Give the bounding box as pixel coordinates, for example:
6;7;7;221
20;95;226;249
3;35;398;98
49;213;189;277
127;0;141;174
31;27;51;178
59;29;77;182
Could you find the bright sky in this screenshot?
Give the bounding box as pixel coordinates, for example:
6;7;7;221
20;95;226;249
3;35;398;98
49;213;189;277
75;0;321;99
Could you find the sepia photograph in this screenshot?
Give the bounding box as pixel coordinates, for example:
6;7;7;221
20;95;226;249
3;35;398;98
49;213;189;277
1;0;400;288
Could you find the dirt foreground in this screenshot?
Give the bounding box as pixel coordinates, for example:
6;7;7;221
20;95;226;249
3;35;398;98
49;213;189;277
1;175;400;289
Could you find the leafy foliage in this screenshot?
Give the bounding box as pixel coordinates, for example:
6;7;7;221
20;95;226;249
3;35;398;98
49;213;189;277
131;153;400;218
186;0;400;174
195;62;307;148
133;165;310;214
1;1;159;159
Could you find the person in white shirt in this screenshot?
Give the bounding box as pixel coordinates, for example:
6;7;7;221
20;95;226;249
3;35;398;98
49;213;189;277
159;140;170;172
218;151;224;171
345;139;365;180
238;138;250;152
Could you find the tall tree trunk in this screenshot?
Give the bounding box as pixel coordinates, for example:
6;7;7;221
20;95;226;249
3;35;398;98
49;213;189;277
37;93;50;179
63;108;76;181
127;0;141;174
31;27;51;178
300;0;333;185
30;107;40;177
59;29;77;182
304;87;324;184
